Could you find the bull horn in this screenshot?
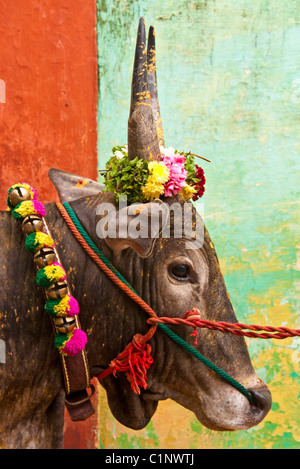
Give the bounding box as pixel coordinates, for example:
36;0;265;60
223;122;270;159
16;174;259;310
147;25;164;148
128;17;161;161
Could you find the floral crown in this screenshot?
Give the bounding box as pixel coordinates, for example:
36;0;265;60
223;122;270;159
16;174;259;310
101;145;207;205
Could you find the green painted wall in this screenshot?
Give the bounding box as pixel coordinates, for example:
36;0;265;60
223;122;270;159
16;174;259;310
96;0;300;449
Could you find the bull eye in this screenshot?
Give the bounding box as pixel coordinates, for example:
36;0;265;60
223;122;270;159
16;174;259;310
171;263;190;280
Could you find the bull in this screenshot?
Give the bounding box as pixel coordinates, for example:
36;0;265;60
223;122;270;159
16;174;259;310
0;18;271;449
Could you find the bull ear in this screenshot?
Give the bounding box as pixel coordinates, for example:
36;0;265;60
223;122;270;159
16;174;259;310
96;199;169;258
48;168;104;203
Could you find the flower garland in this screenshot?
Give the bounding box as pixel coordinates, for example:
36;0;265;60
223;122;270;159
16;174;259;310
6;183;87;357
101;145;206;204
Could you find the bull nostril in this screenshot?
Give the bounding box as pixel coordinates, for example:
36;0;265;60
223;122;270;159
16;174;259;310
248;388;272;415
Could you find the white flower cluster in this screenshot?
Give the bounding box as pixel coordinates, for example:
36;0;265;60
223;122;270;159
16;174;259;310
114;144;128;160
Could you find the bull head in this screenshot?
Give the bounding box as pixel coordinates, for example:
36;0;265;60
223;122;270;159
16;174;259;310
49;17;272;432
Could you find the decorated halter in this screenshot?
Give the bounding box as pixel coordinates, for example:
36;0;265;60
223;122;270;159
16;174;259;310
6;183;87;358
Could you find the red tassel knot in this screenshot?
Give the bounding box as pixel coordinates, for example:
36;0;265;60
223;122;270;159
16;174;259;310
108;333;154;394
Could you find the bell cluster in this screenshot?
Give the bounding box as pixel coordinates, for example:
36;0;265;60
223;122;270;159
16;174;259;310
8;186;76;335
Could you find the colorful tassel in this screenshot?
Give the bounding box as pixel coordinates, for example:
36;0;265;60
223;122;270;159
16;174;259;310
36;263;67;288
54;329;87;357
45;295;79;318
12;200;46;221
25;232;54;253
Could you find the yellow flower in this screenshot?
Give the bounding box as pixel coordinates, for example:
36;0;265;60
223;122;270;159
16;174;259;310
141;161;170;201
180;184;197;200
148;161;169;184
142;177;165;200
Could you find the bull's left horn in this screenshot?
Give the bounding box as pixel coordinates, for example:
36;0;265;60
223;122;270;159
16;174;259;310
128;17;161;162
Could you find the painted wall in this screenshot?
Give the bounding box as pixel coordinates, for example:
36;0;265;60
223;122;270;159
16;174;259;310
97;0;300;449
0;0;98;211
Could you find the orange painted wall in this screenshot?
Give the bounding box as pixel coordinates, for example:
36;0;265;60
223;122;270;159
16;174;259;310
0;0;98;210
0;0;99;448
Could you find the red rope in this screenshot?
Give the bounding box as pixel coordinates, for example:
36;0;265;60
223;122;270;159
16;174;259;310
147;309;300;341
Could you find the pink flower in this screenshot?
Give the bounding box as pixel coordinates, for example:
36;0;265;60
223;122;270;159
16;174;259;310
161;152;187;197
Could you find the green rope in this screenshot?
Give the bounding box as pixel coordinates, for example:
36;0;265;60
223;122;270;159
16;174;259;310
62;202;254;404
157;323;254;402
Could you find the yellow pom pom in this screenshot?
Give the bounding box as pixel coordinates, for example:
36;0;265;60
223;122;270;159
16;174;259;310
13;200;36;218
35;232;54;248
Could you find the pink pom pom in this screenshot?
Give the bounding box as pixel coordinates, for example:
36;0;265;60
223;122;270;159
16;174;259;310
68;296;80;316
32;200;46;217
62;329;87;357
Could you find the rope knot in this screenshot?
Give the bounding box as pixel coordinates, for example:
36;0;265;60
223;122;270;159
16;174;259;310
109;333;154;394
183;308;201;345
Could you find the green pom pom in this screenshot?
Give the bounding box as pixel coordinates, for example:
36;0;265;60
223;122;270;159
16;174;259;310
45;297;67;317
24;232;54;253
45;298;60;317
12;201;28;221
36;268;52;288
6;187;14;210
24;233;37;253
36;264;66;288
54;332;68;350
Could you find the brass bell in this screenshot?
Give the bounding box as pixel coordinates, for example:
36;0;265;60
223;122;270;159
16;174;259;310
34;247;56;268
22;215;43;235
45;281;68;300
54;316;76;334
9;187;31;207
